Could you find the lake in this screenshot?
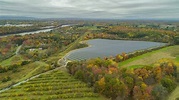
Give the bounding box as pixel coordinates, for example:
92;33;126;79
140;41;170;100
66;39;166;61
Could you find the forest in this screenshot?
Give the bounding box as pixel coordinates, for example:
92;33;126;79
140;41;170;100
67;55;177;100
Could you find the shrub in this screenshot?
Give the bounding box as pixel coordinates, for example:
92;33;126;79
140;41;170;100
8;64;19;70
173;36;179;44
161;77;177;93
21;60;30;66
2;76;11;82
0;66;7;73
74;70;85;81
45;65;53;71
152;84;168;100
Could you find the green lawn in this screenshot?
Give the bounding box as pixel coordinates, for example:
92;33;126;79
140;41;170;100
119;45;179;68
0;55;24;67
127;65;145;69
176;55;179;62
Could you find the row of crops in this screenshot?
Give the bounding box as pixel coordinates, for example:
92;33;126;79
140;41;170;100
0;70;102;100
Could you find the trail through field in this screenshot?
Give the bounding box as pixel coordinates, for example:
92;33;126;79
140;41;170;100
15;45;22;55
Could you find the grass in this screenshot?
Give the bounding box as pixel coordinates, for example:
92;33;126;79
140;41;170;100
0;70;105;100
127;65;145;69
19;61;50;80
168;84;179;100
119;45;179;68
176;55;179;62
0;55;24;67
0;61;49;90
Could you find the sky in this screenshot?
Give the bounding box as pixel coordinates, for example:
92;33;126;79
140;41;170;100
0;0;179;19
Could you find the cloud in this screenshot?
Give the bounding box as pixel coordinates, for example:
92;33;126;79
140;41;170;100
0;0;179;19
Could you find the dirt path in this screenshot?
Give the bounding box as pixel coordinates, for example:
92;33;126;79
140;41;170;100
15;45;22;55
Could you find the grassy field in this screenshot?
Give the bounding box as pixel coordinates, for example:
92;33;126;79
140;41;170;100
0;55;25;67
0;70;105;100
168;84;179;100
0;61;49;89
119;45;179;68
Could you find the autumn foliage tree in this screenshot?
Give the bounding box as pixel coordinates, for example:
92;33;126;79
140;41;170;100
67;57;178;100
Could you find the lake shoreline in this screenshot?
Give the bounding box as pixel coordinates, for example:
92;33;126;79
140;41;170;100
67;39;168;61
65;40;91;61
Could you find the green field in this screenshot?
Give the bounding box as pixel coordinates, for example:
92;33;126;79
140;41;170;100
0;70;105;100
0;55;24;67
119;45;179;68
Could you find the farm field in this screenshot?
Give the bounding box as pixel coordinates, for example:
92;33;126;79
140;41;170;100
0;70;105;100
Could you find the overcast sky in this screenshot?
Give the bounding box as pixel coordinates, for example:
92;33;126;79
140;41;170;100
0;0;179;19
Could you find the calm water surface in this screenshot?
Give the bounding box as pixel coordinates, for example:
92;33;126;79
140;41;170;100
67;39;166;61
